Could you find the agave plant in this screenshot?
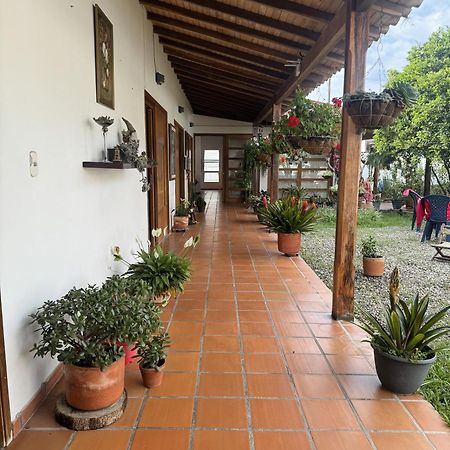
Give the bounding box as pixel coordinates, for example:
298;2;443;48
258;198;317;234
357;268;450;361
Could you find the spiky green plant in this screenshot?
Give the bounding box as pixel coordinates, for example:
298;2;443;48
258;198;317;234
357;268;450;361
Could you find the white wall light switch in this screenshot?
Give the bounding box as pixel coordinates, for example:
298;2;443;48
29;151;38;177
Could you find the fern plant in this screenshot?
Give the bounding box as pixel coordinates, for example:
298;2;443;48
258;198;317;234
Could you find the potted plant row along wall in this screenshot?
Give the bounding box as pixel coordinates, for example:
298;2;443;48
357;268;450;394
137;333;170;388
272;90;342;157
259;196;317;256
344;81;418;130
173;199;192;231
361;236;385;277
30;276;162;412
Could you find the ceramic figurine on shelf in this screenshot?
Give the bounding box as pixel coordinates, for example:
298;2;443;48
93;116;114;161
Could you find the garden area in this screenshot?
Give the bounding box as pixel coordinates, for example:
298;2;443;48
301;208;450;424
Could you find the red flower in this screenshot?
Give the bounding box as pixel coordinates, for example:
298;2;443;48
287;116;300;128
332;97;342;108
335;143;342;151
262;196;268;208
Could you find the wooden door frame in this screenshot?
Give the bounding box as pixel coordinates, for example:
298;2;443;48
144;91;169;236
0;290;11;447
174;121;185;203
185;132;194;199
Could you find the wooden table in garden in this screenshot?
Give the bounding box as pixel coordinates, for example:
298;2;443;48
431;242;450;262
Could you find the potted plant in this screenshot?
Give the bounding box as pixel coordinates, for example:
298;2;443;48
343;81;417;130
373;193;382;211
391;195;405;210
193;191;206;213
357;268;450;394
361;236;384;277
173;199;192;231
243;135;273;171
30;277;161;412
117;234;200;306
258;197;317;256
136;333;170;388
272;89;341;156
249;190;270;213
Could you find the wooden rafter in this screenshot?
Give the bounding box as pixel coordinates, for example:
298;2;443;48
158;35;289;71
144;0;310;52
167;55;282;86
149;13;297;62
159;0;320;42
169;58;280;90
251;0;334;24
173;67;274;94
163;47;289;81
254;5;347;123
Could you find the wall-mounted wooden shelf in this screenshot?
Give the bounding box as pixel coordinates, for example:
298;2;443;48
82;161;134;169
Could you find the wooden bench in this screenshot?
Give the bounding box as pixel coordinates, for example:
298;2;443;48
431;242;450;262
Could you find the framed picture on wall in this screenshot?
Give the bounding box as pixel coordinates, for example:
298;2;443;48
94;4;115;109
168;124;176;180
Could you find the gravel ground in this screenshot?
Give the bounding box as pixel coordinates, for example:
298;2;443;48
301;226;450;322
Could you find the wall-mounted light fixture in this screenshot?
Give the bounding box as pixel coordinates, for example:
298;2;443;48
189;122;194;127
155;72;165;85
178;106;185;113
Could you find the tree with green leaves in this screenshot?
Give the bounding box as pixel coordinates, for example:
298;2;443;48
374;28;450;195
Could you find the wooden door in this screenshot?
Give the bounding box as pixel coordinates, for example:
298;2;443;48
174;121;185;204
185;132;194;199
145;92;169;233
0;293;11;447
224;135;251;202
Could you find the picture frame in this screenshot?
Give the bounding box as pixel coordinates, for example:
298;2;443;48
168;124;176;180
94;4;115;109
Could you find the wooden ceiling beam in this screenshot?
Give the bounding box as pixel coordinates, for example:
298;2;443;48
251;0;334;24
173;67;273;95
180;78;266;102
144;0;310;52
192;108;252;122
181;84;264;106
373;0;405;16
169;58;280;90
177;73;272;100
166;0;319;42
254;4;348;123
149;13;295;62
158;35;288;72
164;48;288;82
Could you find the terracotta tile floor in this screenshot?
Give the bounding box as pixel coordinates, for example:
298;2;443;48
12;192;449;449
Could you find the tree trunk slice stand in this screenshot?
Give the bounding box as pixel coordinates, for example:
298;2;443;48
55;391;127;430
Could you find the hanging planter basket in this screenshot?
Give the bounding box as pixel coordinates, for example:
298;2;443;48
346;98;396;129
256;153;272;166
290;136;335;156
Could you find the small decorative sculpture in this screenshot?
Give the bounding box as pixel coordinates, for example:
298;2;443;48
93;116;114;161
116;118;156;192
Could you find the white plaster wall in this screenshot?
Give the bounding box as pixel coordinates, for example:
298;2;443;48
0;0;193;419
192;115;253;135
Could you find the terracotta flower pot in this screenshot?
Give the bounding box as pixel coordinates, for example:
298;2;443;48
277;233;301;256
153;292;171;307
363;256;385;277
173;216;189;231
139;360;166;388
64;356;125;411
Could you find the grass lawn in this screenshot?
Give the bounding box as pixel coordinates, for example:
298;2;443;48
300;209;450;425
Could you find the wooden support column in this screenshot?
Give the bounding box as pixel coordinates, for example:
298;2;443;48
270;104;282;200
332;0;369;321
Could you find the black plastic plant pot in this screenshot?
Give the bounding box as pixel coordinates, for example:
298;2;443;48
372;345;436;394
391;199;405;210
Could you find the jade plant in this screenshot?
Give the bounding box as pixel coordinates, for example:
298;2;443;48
30;276;162;370
135;333;171;370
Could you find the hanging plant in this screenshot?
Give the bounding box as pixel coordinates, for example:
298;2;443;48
343;81;418;130
272;89;341;157
243;135;273;172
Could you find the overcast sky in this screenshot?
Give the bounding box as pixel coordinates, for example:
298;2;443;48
309;0;450;101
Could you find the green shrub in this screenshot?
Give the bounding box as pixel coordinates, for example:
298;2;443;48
361;236;381;258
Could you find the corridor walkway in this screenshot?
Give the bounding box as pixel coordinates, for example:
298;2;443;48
11;192;449;450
